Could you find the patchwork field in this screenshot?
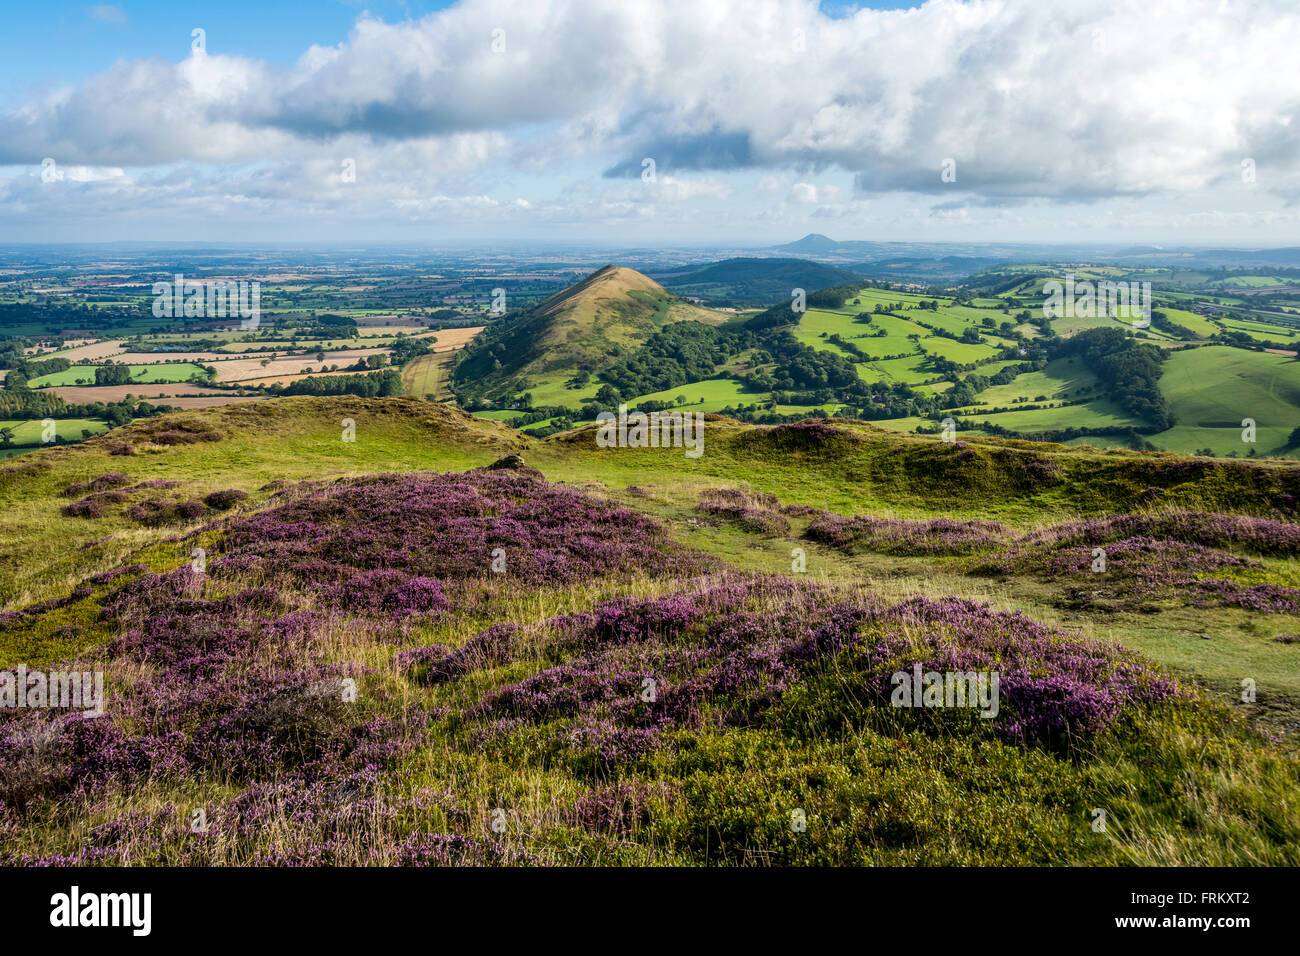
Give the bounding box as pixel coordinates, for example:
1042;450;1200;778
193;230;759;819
210;349;392;383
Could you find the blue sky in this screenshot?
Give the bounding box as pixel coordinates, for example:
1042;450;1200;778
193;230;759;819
0;0;921;96
1;0;1296;244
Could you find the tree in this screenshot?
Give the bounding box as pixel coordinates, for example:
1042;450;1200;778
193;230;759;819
95;365;132;386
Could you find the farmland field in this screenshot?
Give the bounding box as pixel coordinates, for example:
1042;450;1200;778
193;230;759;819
27;363;208;386
0;417;109;444
1151;346;1300;455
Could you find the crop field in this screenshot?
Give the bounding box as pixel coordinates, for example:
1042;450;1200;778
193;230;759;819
209;349;391;383
400;352;460;401
35;340;128;362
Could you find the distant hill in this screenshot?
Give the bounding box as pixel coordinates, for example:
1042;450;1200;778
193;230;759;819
656;257;862;306
452;265;727;404
773;233;844;255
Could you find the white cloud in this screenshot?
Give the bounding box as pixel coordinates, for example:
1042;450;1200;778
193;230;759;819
2;0;1299;237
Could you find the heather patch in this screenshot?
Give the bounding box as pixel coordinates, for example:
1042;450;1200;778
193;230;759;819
970;511;1300;611
696;488;791;535
63;490;132;519
208;471;711;611
0;564;428;815
204;489;249;510
124;497;211;526
805;512;1010;556
458;580;1182;770
1020;511;1300;558
62;473;130;497
738;420;861;456
130;420;223;446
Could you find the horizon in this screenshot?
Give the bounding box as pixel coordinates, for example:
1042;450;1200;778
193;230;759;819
2;234;1299;251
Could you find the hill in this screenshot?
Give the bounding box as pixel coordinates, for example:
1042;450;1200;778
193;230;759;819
0;396;1298;866
656;257;862;306
772;233;844;255
452;265;727;407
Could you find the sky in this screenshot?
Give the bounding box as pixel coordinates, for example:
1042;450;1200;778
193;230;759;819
1;0;1298;245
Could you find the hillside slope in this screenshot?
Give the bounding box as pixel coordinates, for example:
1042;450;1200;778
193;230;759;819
452;265;728;405
1;396;1298;867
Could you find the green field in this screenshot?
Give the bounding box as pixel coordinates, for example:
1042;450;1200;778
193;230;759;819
29;363;208;387
966;399;1135;433
1151;346;1300;455
1158;307;1218;338
623;377;765;412
974;357;1101;407
1217;317;1298;343
919;336;998;364
0;418;109;445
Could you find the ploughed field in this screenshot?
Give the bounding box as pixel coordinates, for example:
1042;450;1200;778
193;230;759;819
0;397;1297;865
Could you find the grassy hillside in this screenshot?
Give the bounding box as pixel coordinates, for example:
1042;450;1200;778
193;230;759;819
2;396;1298;867
453;266;727;406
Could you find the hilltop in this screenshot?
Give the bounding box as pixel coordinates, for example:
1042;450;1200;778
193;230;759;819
452;265;728;407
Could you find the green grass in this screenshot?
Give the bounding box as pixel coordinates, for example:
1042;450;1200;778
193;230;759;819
918;336;998;364
974;357;1101;406
521;373;600;408
622;377;766;413
1158;307;1218;338
1151;346;1300;456
1217;317;1298;343
964;399;1135;433
0;418;109;445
